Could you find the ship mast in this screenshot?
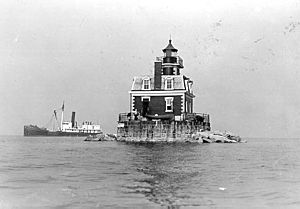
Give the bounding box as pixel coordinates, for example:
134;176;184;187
60;102;64;131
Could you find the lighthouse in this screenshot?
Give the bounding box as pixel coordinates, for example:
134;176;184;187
117;39;210;140
129;39;197;121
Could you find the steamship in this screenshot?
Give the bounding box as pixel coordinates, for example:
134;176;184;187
24;103;102;137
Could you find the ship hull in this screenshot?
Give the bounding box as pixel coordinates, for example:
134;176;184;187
24;125;99;137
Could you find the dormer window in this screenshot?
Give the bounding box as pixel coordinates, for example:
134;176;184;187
165;77;174;90
188;81;193;93
142;78;150;90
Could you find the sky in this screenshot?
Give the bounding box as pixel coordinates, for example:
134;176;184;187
1;0;300;138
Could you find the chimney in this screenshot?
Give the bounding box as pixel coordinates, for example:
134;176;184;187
154;61;162;90
71;112;76;128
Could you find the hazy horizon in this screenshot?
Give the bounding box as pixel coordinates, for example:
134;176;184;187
1;0;300;138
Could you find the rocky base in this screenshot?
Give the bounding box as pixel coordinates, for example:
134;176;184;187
84;133;117;142
192;131;246;143
84;131;246;143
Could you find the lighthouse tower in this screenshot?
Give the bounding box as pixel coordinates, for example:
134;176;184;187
161;39;183;76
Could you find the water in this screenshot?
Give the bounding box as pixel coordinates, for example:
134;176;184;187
0;136;300;209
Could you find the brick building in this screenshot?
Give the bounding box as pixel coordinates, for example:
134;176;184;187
117;39;210;140
129;39;196;121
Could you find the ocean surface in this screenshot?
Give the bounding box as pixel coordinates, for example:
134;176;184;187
0;136;300;209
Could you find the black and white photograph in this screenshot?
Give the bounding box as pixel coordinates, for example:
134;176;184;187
1;0;300;208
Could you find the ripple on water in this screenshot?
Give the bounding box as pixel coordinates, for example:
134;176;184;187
1;137;300;208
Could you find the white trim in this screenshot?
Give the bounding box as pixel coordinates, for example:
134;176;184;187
130;92;186;101
186;100;188;113
181;95;184;113
184;79;188;91
129;90;186;96
131;96;135;112
161;63;179;66
165;97;174;112
182;94;186;113
165;97;174;100
141;96;151;101
164;77;174;90
142;77;150;90
173;67;178;75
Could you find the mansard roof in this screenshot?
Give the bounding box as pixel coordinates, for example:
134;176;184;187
131;75;188;91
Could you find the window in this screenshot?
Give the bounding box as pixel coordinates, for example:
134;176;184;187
165;78;173;90
188;80;193;93
165;97;173;112
142;78;150;90
173;67;177;75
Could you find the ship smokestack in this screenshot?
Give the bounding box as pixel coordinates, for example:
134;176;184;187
71;112;76;128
